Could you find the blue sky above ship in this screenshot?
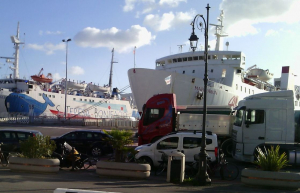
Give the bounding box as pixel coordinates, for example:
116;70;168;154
0;0;299;93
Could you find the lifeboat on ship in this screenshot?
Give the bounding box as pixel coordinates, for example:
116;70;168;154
31;68;53;83
61;79;87;90
88;83;110;93
246;68;273;82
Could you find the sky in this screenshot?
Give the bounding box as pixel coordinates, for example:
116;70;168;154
1;0;300;93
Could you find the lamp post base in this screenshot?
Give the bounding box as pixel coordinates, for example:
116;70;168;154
196;172;211;186
195;152;211;186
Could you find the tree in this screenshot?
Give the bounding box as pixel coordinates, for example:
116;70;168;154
103;129;133;162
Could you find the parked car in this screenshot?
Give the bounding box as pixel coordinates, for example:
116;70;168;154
134;131;218;167
51;130;113;157
0;129;43;154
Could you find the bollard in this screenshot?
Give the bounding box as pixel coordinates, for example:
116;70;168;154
166;151;185;183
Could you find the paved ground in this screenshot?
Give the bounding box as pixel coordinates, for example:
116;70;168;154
0;164;299;193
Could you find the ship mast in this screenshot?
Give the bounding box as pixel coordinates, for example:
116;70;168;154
108;48;118;93
210;10;228;51
0;22;24;79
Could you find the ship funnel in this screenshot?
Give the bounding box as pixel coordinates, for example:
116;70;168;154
280;66;295;90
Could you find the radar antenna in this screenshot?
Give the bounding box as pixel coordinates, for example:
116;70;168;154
209;10;228;51
177;44;186;53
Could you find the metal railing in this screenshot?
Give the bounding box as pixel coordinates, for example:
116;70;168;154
0;113;138;129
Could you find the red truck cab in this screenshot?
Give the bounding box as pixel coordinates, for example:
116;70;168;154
138;94;176;145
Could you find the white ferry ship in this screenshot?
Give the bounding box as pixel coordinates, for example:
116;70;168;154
128;11;300;113
0;23;138;119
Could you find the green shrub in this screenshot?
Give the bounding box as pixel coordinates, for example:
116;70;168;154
254;145;289;171
182;177;201;186
20;135;56;159
103;129;133;162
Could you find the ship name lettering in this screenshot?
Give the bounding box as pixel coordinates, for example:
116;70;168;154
194;86;217;95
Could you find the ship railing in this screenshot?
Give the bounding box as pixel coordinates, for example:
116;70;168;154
0;114;139;129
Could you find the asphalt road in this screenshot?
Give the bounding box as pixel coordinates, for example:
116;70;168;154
0;124;299;193
1;163;299;193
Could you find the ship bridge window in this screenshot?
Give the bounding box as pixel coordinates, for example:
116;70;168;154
188;57;192;61
84;99;87;102
213;55;218;59
199;56;204;60
232;55;241;60
156;61;165;67
222;55;231;60
167;59;172;64
178;58;182;62
193;56;198;60
183;57;187;62
173;58;178;63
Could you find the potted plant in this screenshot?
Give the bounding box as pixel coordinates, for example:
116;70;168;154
241;145;300;189
96;129;151;179
9;135;60;173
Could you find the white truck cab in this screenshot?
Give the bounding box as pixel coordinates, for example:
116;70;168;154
232;90;300;165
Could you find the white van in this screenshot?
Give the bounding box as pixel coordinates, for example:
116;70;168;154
134;131;218;167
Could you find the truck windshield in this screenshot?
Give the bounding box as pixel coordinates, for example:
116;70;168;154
143;108;165;126
234;109;244;126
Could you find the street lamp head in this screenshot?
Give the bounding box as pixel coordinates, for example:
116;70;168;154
62;39;72;42
189;33;199;52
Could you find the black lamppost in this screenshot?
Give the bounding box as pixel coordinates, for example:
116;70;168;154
62;38;71;119
189;4;211;186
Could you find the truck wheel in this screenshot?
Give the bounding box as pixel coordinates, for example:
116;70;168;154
221;139;233;157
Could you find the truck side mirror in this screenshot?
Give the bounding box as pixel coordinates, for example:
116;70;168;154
246;109;251;119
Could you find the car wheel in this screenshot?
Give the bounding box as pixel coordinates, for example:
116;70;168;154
138;156;153;169
91;146;103;157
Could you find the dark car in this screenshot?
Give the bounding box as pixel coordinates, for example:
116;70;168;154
51;130;113;157
0;129;43;154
